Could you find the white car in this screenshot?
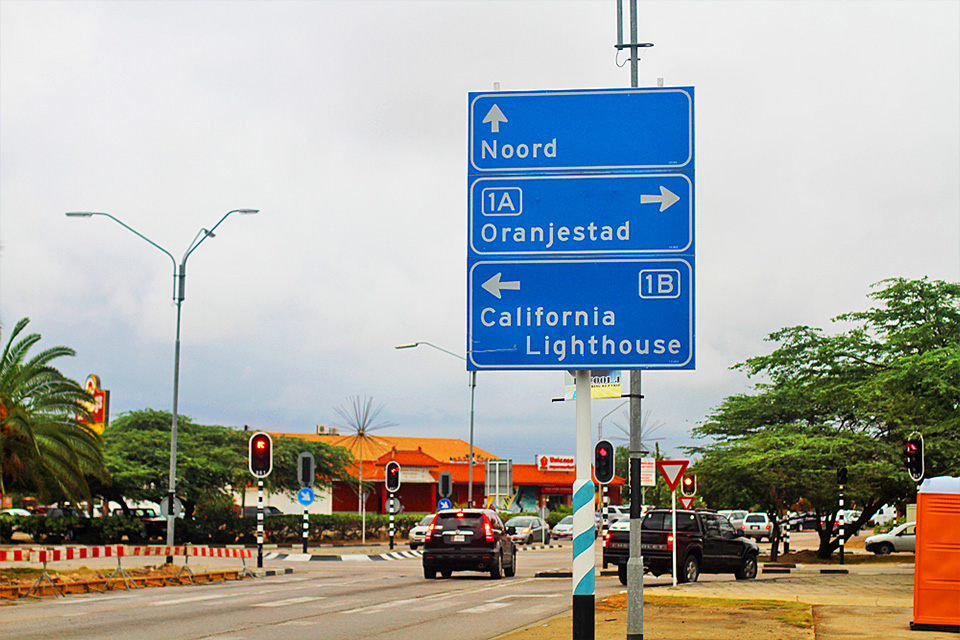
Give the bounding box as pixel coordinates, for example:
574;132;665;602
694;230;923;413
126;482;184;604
408;514;435;550
718;510;748;530
739;512;774;541
552;515;574;539
865;522;916;554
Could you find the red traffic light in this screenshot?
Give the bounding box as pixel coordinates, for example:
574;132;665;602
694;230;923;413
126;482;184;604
248;432;273;478
594;439;615;484
385;460;402;492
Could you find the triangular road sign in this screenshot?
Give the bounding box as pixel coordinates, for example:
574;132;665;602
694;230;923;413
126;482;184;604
656;460;689;492
678;496;695;510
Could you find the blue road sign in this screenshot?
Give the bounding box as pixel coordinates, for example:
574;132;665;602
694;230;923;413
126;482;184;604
467;258;694;370
469;88;693;174
297;487;315;506
437;498;453;511
469;173;693;257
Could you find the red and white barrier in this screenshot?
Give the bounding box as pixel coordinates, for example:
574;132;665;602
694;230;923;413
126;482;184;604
191;547;252;559
0;549;31;562
30;546;123;563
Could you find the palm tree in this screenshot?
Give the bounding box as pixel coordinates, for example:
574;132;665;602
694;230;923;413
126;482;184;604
0;318;108;506
333;396;395;544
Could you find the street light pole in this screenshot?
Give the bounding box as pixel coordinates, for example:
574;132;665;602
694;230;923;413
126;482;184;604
395;342;477;505
66;209;258;556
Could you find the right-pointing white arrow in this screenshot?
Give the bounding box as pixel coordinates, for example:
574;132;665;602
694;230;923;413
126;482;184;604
640;185;681;212
482;273;520;299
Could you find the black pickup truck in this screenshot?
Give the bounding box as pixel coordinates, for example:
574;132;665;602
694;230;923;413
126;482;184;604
603;509;759;585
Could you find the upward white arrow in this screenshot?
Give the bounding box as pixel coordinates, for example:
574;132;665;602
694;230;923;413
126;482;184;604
640;186;681;212
483;104;507;133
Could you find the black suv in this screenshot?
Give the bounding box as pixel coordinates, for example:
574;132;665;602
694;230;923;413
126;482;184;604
603;509;759;584
421;509;517;579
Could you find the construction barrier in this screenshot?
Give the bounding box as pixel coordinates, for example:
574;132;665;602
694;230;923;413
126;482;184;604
1;544;256;598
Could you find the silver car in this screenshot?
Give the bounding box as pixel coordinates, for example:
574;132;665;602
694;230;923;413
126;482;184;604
506;515;551;544
552;515;574;539
865;522;916;554
408;514;436;550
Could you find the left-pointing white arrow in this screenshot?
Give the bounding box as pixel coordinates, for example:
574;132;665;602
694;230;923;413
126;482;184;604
482;272;520;299
483;104;507;133
640;185;681;212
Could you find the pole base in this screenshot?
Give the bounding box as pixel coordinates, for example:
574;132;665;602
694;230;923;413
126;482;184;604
573;594;594;640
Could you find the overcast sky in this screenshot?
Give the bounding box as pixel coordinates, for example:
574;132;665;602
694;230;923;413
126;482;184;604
2;1;957;466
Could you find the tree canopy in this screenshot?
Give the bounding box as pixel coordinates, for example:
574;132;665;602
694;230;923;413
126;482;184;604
689;278;959;557
0;318;108;505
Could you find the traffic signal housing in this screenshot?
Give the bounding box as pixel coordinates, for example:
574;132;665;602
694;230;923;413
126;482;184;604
905;435;924;482
680;474;696;497
249;432;273;478
298;451;315;488
594;439;615;485
438;471;453;498
837;466;848;485
385;461;402;493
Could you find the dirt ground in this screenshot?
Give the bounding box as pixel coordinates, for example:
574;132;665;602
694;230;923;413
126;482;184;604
494;592;814;640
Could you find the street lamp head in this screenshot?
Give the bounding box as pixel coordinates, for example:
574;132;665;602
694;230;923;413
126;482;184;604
394;343;421;350
65;212;97;217
235;209;259;214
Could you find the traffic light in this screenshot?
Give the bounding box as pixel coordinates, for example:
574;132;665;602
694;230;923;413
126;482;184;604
298;451;315;488
594;439;615;484
248;432;273;478
837;466;848;485
680;474;696;497
438;471;452;498
905;435;924;482
385;461;402;493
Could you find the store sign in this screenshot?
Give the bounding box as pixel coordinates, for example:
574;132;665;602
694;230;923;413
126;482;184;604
537;454;576;472
77;374;110;434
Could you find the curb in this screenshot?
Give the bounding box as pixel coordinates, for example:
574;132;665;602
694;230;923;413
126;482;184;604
265;550;423;562
251;567;295;577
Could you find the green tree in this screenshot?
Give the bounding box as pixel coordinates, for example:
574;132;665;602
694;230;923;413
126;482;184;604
690;278;959;558
0;318;109;505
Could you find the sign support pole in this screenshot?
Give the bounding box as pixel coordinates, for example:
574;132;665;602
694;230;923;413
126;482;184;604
671;488;678;586
627;370;644;640
572;370;595;640
302;507;309;554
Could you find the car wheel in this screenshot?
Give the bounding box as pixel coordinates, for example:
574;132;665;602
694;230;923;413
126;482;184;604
410;543;418;550
735;554;758;580
618;563;628;586
490;551;503;579
526;534;533;545
440;569;452;578
423;566;437;579
678;555;699;583
544;533;550;545
877;542;894;555
504;550;517;577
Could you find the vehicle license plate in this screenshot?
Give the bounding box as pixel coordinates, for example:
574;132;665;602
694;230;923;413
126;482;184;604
453;534;465;543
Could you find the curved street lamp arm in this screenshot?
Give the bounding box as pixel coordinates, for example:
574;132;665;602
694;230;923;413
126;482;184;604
394;341;466;362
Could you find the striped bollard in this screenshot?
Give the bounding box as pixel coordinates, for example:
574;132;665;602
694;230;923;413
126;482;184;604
302;507;309;554
257;479;264;568
389;493;395;551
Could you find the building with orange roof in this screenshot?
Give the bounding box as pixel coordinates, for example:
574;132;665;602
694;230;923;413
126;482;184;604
253;426;623;516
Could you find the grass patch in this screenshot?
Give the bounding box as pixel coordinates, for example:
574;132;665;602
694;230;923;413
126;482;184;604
598;592;813;629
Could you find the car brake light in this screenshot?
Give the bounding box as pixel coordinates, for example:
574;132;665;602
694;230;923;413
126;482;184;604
425;514;439;543
666;534;674;551
482;513;494;542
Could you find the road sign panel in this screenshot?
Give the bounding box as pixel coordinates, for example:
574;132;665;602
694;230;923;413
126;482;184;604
656;460;689;492
469;88;693;174
679;496;695;510
468;173;693;257
437;498;453;511
467;258;694;370
297;487;315;506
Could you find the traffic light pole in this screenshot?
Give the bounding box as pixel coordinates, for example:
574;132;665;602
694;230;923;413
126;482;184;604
389;492;396;551
838;482;845;565
257;479;264;568
627;369;645;639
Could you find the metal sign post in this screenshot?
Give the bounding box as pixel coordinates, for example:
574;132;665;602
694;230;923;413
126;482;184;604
572;370;595;640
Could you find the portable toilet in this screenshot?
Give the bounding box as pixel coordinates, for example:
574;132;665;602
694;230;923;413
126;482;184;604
912;476;960;632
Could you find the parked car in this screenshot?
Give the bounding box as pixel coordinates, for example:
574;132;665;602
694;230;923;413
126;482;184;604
408;514;435;550
39;507;91;543
785;511;819;531
865;522;916;555
112;507;166;540
603;509;759;585
242;506;284;518
0;508;32;518
739;512;774;541
422;509;517;579
717;510;748;530
552;515;574;539
505;515;550;544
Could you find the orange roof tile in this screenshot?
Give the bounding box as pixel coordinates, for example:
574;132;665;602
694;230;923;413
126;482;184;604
276;433;499;464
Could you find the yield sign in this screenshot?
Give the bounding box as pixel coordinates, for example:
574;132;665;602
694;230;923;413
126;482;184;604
678;496;695;510
656;460;689;492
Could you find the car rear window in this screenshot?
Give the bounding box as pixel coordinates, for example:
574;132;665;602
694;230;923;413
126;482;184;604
641;512;699;532
434;514;484;532
745;514;766;523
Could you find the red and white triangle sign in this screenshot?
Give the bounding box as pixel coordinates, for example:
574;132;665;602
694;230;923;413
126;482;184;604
678;496;695;510
656;460;689;492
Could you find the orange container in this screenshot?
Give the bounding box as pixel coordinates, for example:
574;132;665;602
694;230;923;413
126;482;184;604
912;476;960;632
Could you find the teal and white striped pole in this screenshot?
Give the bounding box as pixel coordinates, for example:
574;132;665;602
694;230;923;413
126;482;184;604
572;370;595;639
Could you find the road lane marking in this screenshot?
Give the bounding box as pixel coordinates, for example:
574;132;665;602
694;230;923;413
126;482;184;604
252;596;325;607
458;602;511;614
150;593;232;606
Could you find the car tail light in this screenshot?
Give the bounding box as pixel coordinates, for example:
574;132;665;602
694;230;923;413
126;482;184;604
765;523;771;530
425;514;439;543
482;513;494;542
666;534;674;551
